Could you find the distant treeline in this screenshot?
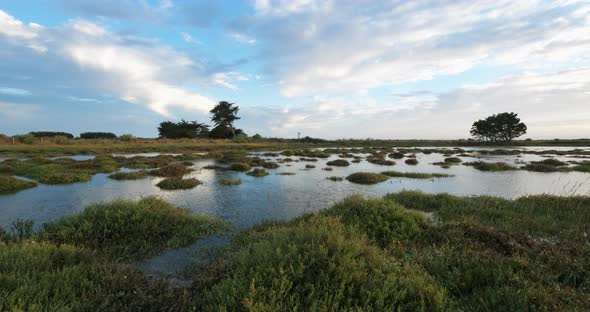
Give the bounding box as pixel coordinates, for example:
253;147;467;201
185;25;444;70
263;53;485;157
29;132;75;139
80;132;118;139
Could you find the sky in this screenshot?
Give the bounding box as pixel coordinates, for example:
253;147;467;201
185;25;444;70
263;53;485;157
0;0;589;139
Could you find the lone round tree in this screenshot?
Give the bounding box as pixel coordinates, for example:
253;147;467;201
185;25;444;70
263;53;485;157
470;112;527;143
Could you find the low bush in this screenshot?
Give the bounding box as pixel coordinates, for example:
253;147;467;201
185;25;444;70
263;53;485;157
229;163;251;172
405;159;419;165
156;178;201;190
326;159;350;167
346;172;389;185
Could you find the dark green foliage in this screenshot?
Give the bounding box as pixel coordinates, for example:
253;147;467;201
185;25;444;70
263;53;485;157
277;172;296;175
405;158;419;165
470;112;527;143
29;131;74;139
261;161;279;169
532;158;569;167
326;159;350;166
523;162;569;172
0;176;37;194
381;171;453;179
325;195;428;247
209;101;241;139
10;219;34;241
80;132;117;139
389;152;405;159
305;164;316;169
386;191;590;242
326;176;344;181
219;178;242;186
346;172;389;184
40;197;226;260
108;171;148;180
0;242;194;311
15;164;91;184
463;161;518;171
197;215;451;311
229;162;251;172
367;157;396;166
158;120;209;139
444;157;462;163
156;178;201;190
246;168;269;177
149;163;192;177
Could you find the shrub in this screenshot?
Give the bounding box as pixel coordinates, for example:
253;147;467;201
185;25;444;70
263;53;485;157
229;163;251;172
346;172;389;185
246;168;269;177
13;134;35;144
0;176;37;194
108;171;148;180
463;161;518;172
199;216;451;311
40;197;226;260
381;171;453;179
220;178;241;186
149;163;192;177
405;159;419;165
156;178;201;190
326;159;350;167
80;132;117;139
325;195;428;246
389;152;405;159
119;134;134;141
444;157;462;163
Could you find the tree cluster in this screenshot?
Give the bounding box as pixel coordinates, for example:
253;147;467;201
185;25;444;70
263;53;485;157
158;101;244;139
29;132;74;139
80;132;118;140
470;112;527;143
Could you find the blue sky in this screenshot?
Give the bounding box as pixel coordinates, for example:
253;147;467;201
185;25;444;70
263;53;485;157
1;0;589;139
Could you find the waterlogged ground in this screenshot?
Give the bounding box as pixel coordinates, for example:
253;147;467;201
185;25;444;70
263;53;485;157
1;147;590;231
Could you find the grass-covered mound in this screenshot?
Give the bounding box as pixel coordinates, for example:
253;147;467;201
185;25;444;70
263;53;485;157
444;157;462;163
381;171;453;179
367;157;396;166
39;197;226;260
149;163;193;177
195;215;451;311
463;161;518;171
386;190;590;243
229;162;251;172
156;177;201;190
346;172;389;184
326;159;350;166
405;159;419;165
108;171;148;180
0;241;191;311
326;176;343;181
0;176;37;194
246;168;269;177
15;163;91;184
219;178;241;186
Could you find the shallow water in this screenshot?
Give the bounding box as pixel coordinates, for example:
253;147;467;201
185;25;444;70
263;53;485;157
1;146;590;230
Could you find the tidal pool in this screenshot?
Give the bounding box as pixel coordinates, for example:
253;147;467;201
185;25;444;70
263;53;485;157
1;146;589;231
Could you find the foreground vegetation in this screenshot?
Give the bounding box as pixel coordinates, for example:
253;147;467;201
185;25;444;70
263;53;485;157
1;191;589;310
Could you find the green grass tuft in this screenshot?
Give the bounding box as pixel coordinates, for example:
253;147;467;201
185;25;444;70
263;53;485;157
39;196;226;260
156;177;201;190
463;161;518;171
246;168;269;177
0;176;37;194
346;172;389;184
381;171;453;179
326;159;350;166
108;171;148;180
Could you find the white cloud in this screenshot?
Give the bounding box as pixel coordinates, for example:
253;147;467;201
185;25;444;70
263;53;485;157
0;102;38;119
0;10;217;117
245;0;590;97
0;87;31;96
181;32;193;43
229;33;256;45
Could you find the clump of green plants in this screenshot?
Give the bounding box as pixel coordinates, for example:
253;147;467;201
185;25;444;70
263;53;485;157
368;158;396;166
534;158;569;167
463;161;518;172
305;164;316;169
14;163;92;185
322;167;333;171
389;152;405;159
0;176;37;194
405;158;419;165
522;163;568;172
219;178;242;186
381;171;453;179
326;176;344;181
386;190;590;242
108;171;148;180
262;161;280;169
229;162;251;172
326;159;350;166
195;215;450;311
149;163;193;177
324;195;428;246
40;197;226;260
277;172;296;176
156;177;201;190
346;172;389;184
246;168;269;177
444;157;462;163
